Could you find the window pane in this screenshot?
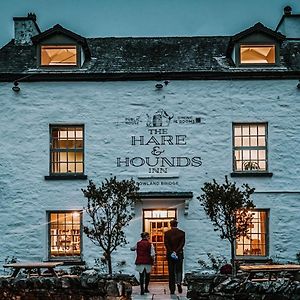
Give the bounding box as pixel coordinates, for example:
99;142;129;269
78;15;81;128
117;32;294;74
243;137;250;146
251;150;257;159
68;152;76;162
243;150;250;159
242;125;249;136
60;163;68;173
259;161;266;170
250;125;257;136
41;46;77;66
76;163;83;173
250;137;257;146
236;161;242;171
258;125;266;135
233;123;267;172
168;210;176;218
234;126;241;136
235;137;242;147
240;45;275;64
259;150;266;160
144;211;152;218
67;163;76;173
236;210;268;257
258;136;266;146
50;125;84;175
76;152;83;162
50;211;82;258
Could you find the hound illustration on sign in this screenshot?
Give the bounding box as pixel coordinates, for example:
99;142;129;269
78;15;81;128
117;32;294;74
124;109;201;126
146;109;174;127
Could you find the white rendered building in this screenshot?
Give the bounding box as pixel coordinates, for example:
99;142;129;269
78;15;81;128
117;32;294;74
0;7;300;279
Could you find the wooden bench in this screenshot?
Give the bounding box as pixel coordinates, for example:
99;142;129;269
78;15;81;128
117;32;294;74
240;264;300;282
3;262;64;278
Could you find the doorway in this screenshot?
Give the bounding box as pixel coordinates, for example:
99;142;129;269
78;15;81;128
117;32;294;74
143;209;176;281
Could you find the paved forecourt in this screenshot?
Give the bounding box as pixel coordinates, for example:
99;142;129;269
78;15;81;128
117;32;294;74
132;282;188;300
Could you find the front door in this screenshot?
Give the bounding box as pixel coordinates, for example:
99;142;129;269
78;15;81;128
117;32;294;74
143;209;176;281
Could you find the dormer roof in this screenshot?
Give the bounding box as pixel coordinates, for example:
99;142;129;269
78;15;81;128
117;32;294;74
231;22;285;43
226;22;285;58
31;24;91;58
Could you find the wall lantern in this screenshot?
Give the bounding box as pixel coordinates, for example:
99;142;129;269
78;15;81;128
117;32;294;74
297;80;300;89
12;81;20;92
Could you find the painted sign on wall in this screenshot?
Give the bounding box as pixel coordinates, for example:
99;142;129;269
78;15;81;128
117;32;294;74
117;109;202;175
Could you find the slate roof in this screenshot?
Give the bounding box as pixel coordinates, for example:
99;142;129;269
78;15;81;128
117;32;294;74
0;25;300;81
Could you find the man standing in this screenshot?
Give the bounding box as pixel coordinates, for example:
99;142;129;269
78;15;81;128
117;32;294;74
164;219;185;294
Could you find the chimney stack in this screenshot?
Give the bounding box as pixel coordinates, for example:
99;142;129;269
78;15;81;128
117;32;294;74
284;6;292;16
13;13;40;45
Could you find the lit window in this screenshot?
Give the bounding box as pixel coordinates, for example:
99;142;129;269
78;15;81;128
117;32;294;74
41;45;77;66
50;125;84;175
240;45;275;64
49;211;82;259
236;210;268;257
233;123;267;172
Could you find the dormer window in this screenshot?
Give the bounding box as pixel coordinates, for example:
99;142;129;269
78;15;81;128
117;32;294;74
240;45;275;64
31;24;91;68
41;45;77;66
228;23;285;67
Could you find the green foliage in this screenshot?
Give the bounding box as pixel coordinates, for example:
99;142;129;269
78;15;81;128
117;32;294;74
198;253;227;272
197;176;255;275
82;177;140;274
197;176;255;244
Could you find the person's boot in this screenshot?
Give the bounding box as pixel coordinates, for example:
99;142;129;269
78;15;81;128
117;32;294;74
139;272;145;295
145;273;150;293
177;284;182;294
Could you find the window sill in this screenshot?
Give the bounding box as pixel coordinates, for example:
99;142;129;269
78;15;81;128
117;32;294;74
46;259;85;266
235;256;271;264
45;174;87;180
231;172;273;177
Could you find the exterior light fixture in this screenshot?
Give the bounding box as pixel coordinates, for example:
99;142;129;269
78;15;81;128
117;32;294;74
297;80;300;89
72;211;80;218
164;80;169;86
12;81;20;92
155;83;163;89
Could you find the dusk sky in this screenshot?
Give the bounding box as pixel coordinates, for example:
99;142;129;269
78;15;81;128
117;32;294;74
1;0;300;46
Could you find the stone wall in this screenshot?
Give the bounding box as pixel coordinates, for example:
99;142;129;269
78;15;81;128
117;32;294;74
185;272;300;300
0;273;136;300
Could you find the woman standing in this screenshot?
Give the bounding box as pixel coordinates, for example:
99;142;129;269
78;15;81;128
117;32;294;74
131;232;155;295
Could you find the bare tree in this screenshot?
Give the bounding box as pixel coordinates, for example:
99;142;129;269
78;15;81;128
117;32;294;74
198;176;255;275
82;177;140;274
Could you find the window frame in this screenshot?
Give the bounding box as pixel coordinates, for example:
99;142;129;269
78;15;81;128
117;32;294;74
47;210;83;262
239;44;276;66
235;208;270;260
46;124;87;180
232;122;271;176
39;44;80;68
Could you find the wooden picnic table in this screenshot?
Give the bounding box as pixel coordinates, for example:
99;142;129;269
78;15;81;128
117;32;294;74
240;264;300;281
3;262;64;278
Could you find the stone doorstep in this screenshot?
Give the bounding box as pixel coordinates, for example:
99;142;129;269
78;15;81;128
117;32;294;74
132;282;188;299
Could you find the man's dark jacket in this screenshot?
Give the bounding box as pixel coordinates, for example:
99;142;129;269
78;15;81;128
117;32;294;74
164;227;185;255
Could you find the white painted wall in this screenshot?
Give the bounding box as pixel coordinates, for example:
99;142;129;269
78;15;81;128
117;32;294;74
0;79;299;274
